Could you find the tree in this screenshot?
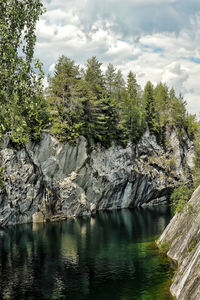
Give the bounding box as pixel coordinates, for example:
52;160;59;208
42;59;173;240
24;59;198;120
143;81;158;134
105;63;116;96
154;83;169;124
113;69;125;106
48;56;80;104
167;91;187;131
47;55;112;146
0;0;47;145
118;72;144;143
84;57;116;146
85;56;105;98
127;71;138;100
47;57;82;143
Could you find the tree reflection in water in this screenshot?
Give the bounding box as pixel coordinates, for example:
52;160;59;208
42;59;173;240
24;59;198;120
0;206;173;300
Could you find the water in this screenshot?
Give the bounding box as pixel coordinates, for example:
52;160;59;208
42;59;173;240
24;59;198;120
0;206;174;300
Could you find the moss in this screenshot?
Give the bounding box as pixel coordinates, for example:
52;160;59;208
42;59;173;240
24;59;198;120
0;167;4;188
159;240;170;254
165;157;176;174
165;136;171;149
188;238;199;253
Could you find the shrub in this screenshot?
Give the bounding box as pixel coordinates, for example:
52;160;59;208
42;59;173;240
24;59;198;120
159;240;170;253
170;184;193;215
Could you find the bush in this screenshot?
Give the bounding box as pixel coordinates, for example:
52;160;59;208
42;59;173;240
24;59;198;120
170;184;194;215
159;240;170;253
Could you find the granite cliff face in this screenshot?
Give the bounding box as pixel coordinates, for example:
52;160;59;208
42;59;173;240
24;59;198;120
0;127;194;226
158;186;200;300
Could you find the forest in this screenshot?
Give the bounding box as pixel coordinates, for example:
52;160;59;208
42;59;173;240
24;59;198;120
46;55;197;148
0;0;200;210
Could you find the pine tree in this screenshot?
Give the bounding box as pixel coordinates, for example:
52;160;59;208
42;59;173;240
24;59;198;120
118;72;144;143
47;56;82;143
143;81;158;134
153;82;169;142
105;63;116;96
113;70;125;104
127;71;138;100
48;56;80;104
85;56;105;98
84;57;115;146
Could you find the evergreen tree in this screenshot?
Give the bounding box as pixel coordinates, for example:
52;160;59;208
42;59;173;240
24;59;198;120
127;71;138;100
105;63;116;96
167;90;187;131
112;69;125;110
45;55;198;149
85;56;105;98
70;79;107;145
169;87;176;99
154;82;169;124
1;2;198;152
84;57;115;146
47;57;82;143
118;72;144;143
143;81;158;134
48;56;80;104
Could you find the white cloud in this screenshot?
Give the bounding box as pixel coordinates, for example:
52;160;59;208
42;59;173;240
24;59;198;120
36;21;86;45
126;0;177;5
43;76;48;89
107;40;141;58
43;9;80;25
49;64;55;73
35;0;200;117
162;62;188;93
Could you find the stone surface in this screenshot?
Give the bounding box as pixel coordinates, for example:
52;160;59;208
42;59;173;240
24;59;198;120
0;126;194;226
158;186;200;300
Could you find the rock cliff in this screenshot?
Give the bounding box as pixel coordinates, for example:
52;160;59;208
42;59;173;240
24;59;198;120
158;186;200;300
0;126;194;226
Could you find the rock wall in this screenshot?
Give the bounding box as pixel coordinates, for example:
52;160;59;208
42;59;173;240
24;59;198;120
0;127;194;226
158;186;200;300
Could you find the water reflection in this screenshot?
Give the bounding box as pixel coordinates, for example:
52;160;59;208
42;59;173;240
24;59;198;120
0;206;173;300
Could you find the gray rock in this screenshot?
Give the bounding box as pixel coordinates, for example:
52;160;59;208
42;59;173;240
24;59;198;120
0;127;194;226
158;186;200;300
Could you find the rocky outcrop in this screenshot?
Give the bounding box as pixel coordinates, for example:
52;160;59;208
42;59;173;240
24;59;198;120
158;186;200;300
0;126;194;226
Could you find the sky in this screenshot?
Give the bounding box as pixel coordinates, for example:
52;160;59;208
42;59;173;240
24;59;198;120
35;0;200;117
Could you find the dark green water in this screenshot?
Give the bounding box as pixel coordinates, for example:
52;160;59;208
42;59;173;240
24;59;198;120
0;206;174;300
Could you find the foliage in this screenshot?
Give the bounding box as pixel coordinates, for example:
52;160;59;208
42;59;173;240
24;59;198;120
2;4;200;216
118;72;145;144
1;2;199;152
165;158;176;174
143;81;159;135
0;0;48;146
47;57;113;146
85;56;105;98
169;115;200;217
0;167;3;187
105;63;116;96
187;238;199;253
47;55;200;151
170;184;194;215
191;124;200;188
159;240;170;254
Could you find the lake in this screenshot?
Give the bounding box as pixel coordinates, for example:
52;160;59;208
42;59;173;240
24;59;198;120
0;206;174;300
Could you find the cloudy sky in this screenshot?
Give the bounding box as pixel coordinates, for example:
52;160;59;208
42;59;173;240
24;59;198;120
35;0;200;116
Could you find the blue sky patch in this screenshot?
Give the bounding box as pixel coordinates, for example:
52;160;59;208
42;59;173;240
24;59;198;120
188;57;200;64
